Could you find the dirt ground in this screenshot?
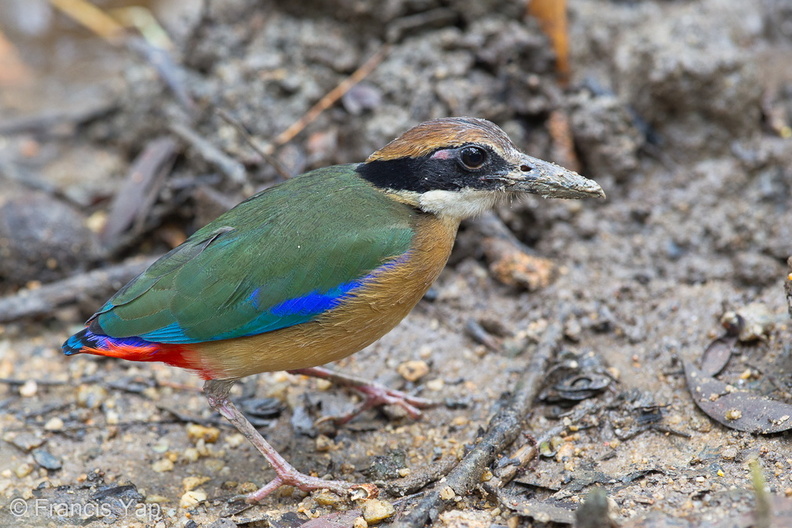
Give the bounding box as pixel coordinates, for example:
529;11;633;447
1;0;791;527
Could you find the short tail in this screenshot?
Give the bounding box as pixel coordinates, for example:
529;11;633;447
63;328;160;360
62;328;100;355
62;327;208;377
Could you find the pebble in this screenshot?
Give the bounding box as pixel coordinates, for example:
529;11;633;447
0;192;97;285
397;360;430;382
361;499;395;523
314;490;343;506
4;432;45;451
19;380;38;397
76;384;108;409
439;486;456;500
204;459;225;473
152;458;175;472
450;416;469;427
186;424;220;444
315;434;335;452
224;433;245;448
44;417;64;431
182;448;200;463
180;489;207;509
721;447;738;460
15;463;35;478
182;476;210;492
32;448;62;470
425;378;444;391
725;409;743;421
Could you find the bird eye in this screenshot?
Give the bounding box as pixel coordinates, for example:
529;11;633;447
460;147;487;169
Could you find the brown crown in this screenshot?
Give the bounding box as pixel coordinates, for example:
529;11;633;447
366;117;515;162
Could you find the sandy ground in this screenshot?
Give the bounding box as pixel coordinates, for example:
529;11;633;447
1;0;791;527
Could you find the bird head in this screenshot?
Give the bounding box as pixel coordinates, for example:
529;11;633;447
357;117;604;221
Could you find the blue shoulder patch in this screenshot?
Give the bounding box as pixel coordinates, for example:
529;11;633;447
268;279;361;317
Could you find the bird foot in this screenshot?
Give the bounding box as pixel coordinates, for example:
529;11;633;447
204;379;378;504
322;383;436;426
243;471;377;503
289;366;437;426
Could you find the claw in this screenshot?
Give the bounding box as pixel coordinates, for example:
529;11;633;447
290;366;438;425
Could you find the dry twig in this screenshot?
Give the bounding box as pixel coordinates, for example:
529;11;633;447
100;137;178;249
170;122;247;184
393;311;568;527
0;256;158;323
216;109;291;180
270;45;391;150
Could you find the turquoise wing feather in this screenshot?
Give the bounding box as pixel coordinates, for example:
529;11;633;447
94;165;416;343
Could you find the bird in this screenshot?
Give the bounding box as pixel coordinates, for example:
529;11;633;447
63;117;604;502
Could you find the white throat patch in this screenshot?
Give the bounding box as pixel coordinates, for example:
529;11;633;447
418;188;504;221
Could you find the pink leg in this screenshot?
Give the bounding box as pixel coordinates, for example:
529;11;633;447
288;366;437;426
204;379;376;502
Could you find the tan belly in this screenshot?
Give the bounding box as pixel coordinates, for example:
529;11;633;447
191;215;458;380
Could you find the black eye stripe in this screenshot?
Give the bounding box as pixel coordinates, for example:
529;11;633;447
358;144;510;193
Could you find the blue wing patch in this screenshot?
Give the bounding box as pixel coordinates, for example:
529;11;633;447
268;279;361;317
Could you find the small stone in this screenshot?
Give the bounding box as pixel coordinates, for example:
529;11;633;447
19;380;38;397
186;424;220;444
439;486;456;501
721;447;739;460
182;448;200;463
204;459;225;473
106;410;120;425
725;409;743;421
397;360;430;382
224;434;245;448
197;439;212;457
152;458;175;473
361;499;396;523
182;476;210;491
15;463;34;478
314;490;343;506
450;416;469;427
44;417;64;431
555;442;576;462
32;448;62;470
76;384;108;409
0;192;97;285
4;432;45;452
237;482;258;494
180;490;207;509
315;434;335;452
425;378;444;391
353;516;368;528
207;520;240;528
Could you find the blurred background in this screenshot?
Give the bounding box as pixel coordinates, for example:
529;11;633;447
1;0;792;526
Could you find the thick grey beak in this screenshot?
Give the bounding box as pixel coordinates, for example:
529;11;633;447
507;154;605;200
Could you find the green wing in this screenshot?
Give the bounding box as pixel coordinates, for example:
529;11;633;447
93;165;416;343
